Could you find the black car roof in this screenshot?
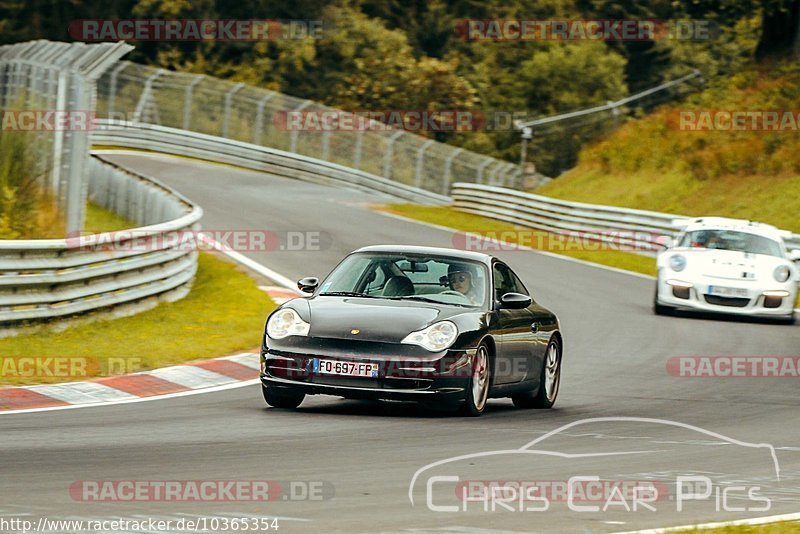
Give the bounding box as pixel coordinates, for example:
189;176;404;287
352;245;494;265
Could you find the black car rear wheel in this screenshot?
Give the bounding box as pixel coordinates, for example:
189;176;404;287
262;385;305;409
512;337;561;409
460;342;491;416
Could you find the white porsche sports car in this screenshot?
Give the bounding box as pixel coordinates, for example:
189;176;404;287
655;217;800;323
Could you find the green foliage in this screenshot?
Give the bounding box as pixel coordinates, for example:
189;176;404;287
0;130;59;238
539;58;800;233
0;0;777;176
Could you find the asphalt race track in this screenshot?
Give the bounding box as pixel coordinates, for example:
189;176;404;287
2;153;799;533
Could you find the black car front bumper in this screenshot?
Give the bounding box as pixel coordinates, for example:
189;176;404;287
260;346;476;403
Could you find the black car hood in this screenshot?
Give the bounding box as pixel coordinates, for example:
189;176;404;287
305;296;468;343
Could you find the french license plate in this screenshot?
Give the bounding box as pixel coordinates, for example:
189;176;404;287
708;285;748;298
313;359;379;378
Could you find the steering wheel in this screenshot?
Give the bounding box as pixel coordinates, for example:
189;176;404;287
440;290;467;297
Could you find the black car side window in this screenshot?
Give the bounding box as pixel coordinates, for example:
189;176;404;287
492;264;513;300
508;269;530;297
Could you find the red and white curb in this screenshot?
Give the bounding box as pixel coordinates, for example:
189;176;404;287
0;287;302;415
0;352;261;414
259;285;301;304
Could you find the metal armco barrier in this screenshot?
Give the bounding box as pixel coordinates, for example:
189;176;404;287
91;120;450;205
0;155;202;324
451;183;800;255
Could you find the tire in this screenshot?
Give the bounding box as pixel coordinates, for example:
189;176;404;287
460;342;491;417
653;285;673;316
262;385;305;409
513;336;562;409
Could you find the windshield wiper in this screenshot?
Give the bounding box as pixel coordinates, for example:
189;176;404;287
319;291;378;298
393;295;471;307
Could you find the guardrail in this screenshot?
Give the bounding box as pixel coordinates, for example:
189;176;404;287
91;120;450;205
0;155;202;325
452;183;800;255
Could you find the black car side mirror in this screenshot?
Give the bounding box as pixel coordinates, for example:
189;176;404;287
297;277;319;293
499;292;532;309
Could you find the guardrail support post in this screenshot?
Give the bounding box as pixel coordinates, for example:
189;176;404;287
415;140;435;189
383;131;404;179
222;82;244;138
182;75;204;131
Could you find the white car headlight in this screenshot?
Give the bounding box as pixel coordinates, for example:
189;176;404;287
402;321;458;352
669;254;687;272
266;308;310;340
774;265;791;283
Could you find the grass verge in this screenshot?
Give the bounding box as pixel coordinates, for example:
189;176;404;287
692;521;800;533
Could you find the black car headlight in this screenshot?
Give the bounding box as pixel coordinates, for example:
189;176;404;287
266;308;310;340
402;321;458;352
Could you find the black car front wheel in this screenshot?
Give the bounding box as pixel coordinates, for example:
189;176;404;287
460;342;491;416
262;385;305;409
512;336;561;409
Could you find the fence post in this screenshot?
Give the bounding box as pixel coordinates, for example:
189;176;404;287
383;131;404;179
132;68;164;122
488;161;502;185
253;92;276;145
442;148;463;195
321;124;331;161
182;74;204;131
222;82;244;138
290;100;311;153
352;130;364;169
414;139;435;189
477;158;492;184
106;61;128;117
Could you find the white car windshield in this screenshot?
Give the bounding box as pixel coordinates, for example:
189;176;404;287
318;253;488;307
678;230;783;258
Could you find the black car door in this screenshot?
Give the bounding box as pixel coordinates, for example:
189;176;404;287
490;262;535;384
505;265;550;383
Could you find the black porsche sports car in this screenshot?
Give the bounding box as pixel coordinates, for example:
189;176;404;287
260;245;563;416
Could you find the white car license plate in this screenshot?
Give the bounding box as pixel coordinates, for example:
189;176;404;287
313;359;379;378
708;285;748;298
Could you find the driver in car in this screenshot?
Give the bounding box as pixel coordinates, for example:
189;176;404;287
447;263;481;304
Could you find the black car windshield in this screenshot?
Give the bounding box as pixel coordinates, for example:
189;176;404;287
677;230;783;258
318;253;488;307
